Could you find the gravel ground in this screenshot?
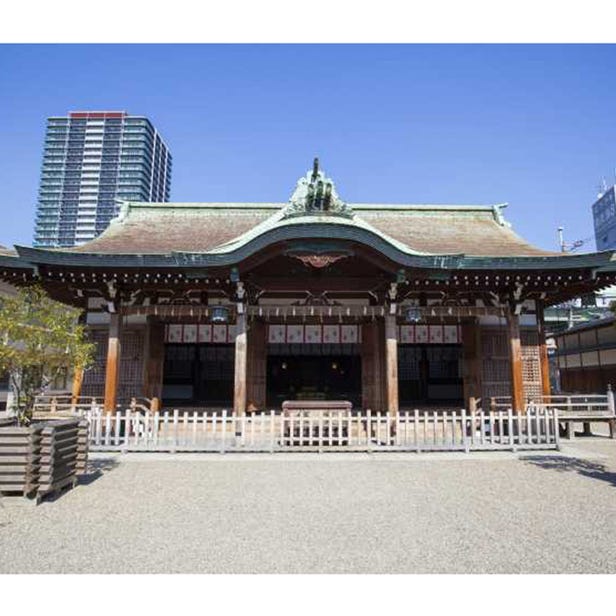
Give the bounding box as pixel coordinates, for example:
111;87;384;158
1;437;616;574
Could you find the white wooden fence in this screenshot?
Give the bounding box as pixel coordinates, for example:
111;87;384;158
83;408;560;453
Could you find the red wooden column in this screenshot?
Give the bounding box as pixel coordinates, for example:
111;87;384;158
361;321;376;411
375;320;387;411
461;319;482;408
103;312;122;413
143;316;165;405
385;314;399;417
233;311;248;416
246;319;267;410
506;309;526;413
361;320;387;411
535;301;551;397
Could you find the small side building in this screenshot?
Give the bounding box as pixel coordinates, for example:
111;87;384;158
554;316;616;393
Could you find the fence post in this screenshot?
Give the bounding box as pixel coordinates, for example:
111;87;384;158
94;411;101;446
123;408;130;454
553;408;561;450
394;413;400;447
508;408;516;452
221;410;227;454
607;384;615;415
367;409;372;453
469;397;477;449
461;408;469;453
182;411;189;448
114;411;121;447
270;410;275;453
280;410;285;449
171;409;178;453
153;411;160;448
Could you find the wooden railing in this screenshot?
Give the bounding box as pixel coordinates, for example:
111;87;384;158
33;395;102;416
32;395;158;417
83;408;560;453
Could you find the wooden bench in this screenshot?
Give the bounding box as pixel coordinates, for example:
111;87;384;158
281;400;353;446
496;392;616;440
557;413;616;439
525;405;616;440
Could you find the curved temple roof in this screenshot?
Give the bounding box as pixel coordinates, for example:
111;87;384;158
12;199;616;275
5;161;616;274
63;200;555;259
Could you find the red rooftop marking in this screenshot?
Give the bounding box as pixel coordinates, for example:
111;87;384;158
69;111;126;119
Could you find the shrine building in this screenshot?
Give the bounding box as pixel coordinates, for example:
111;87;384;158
2;160;616;416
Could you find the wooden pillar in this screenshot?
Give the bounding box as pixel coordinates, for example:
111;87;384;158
103;312;122;413
536;301;551;397
461;319;482;409
361;322;376;411
143;316;165;402
361;321;386;411
506;309;525;413
233;311;248;416
385;314;399;416
375;320;387;411
246;319;267;410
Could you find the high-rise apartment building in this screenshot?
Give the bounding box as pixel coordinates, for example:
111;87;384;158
34;111;172;247
592;185;616;251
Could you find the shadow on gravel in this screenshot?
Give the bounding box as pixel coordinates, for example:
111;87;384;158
78;457;120;486
521;455;616;488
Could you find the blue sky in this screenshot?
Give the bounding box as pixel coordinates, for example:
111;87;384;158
1;44;615;251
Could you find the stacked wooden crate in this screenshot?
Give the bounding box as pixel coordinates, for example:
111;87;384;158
37;419;83;503
0;422;42;497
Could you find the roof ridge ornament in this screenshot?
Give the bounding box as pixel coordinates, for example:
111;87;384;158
283;157;353;219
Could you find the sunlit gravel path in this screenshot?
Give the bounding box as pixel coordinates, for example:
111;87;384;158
1;438;615;573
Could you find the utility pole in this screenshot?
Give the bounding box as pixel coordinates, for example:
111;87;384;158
557;226;566;252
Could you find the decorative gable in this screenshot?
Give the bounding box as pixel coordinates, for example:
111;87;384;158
283;158;353;219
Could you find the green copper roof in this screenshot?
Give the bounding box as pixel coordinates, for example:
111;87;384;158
5;162;612;272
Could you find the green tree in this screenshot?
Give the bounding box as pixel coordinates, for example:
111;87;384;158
0;286;95;425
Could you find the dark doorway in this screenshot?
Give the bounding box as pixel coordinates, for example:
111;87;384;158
267;344;361;408
398;345;463;407
162;344;234;407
